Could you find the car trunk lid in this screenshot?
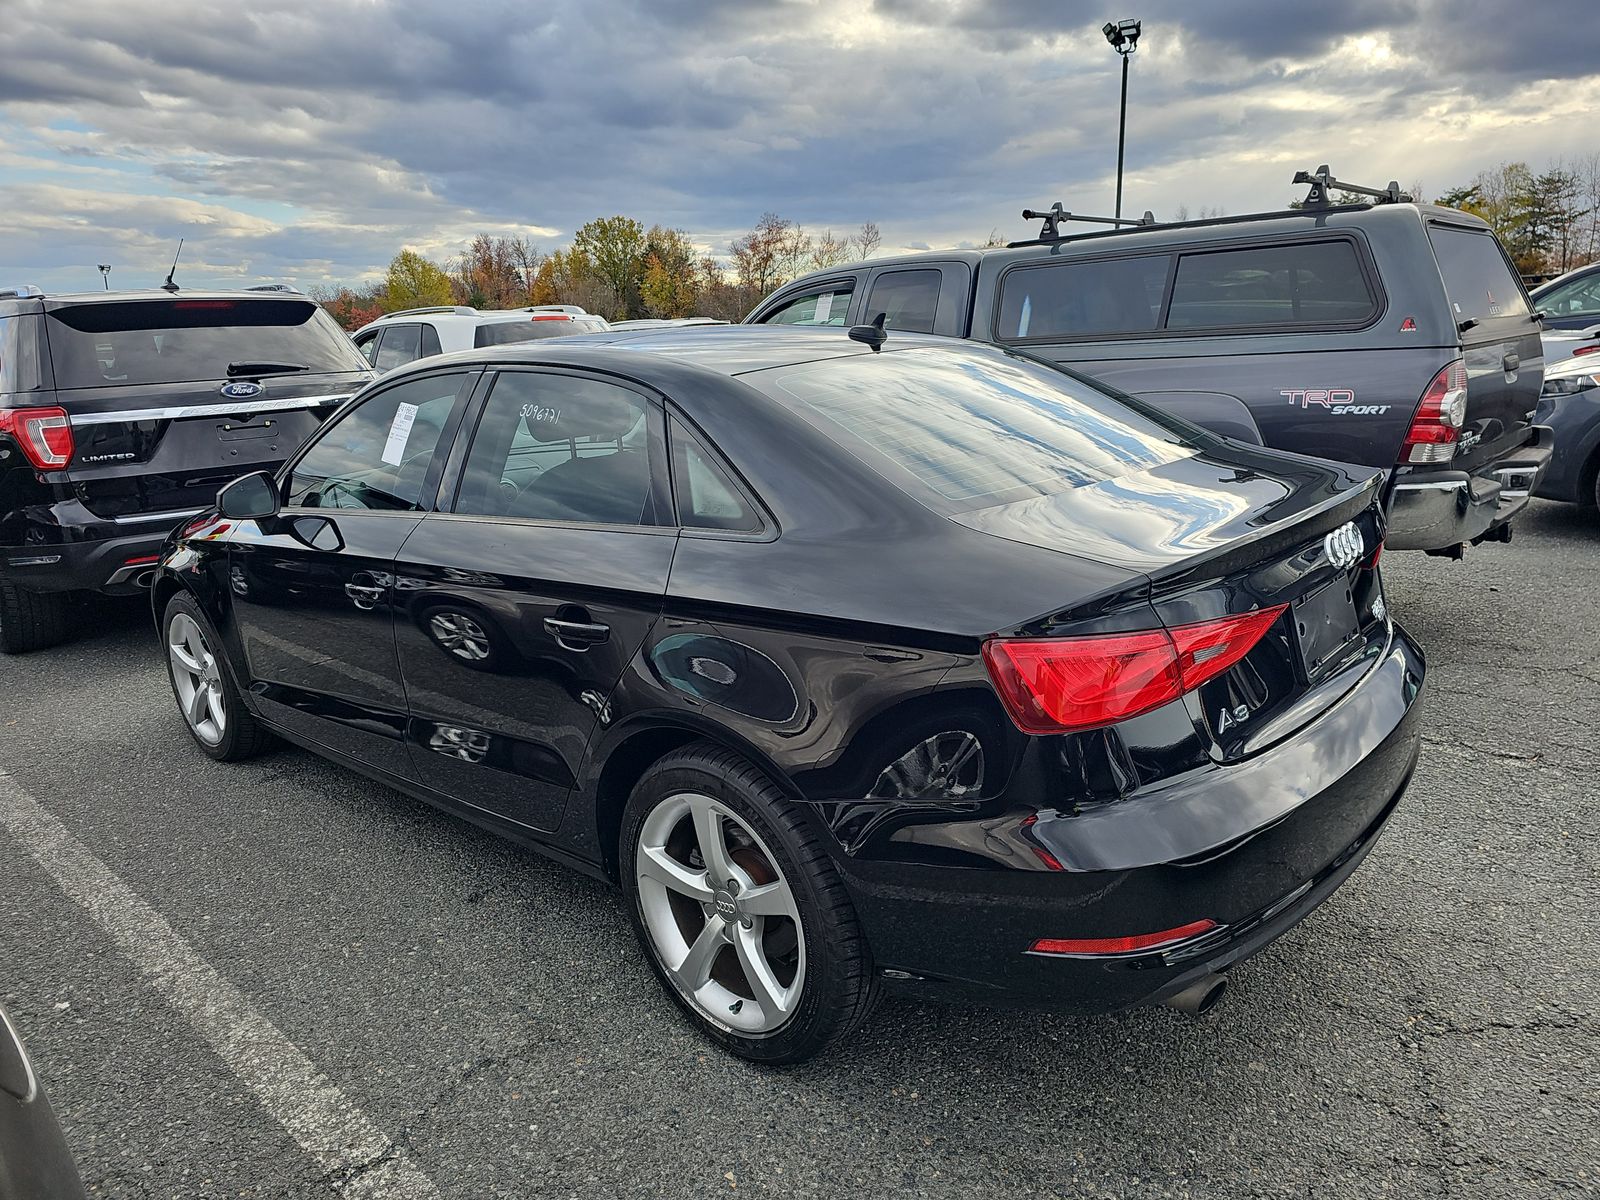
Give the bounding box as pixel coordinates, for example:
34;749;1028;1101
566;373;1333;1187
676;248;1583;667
956;445;1390;760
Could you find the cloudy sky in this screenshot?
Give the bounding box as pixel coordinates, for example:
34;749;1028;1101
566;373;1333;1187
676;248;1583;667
1;0;1595;294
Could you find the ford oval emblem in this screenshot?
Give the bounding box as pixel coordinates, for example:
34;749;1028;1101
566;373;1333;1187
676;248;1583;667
220;380;263;399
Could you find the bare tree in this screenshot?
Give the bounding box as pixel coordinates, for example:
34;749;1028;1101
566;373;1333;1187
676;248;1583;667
852;221;882;260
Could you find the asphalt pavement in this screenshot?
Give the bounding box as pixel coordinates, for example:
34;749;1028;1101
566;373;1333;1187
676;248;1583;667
1;500;1597;1199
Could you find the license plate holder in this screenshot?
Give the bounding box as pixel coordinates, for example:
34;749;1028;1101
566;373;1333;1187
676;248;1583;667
1292;575;1361;677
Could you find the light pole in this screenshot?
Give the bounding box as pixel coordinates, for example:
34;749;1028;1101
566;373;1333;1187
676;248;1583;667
97;264;111;290
1102;18;1141;221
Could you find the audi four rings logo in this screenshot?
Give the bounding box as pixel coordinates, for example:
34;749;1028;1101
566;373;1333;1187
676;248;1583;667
1323;522;1365;569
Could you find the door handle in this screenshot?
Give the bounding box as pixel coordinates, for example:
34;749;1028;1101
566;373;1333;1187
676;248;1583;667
1503;352;1520;372
543;617;611;649
344;581;385;610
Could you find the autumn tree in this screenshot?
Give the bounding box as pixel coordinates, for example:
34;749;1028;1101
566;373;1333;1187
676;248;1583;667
572;216;647;320
453;234;543;308
310;284;384;331
384;249;453;312
730;213;811;295
640;225;701;317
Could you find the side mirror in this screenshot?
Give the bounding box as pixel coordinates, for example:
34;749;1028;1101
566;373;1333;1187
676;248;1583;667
217;471;281;521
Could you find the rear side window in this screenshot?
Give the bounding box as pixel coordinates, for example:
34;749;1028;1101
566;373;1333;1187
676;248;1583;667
863;270;941;334
420;324;443;357
997;255;1168;340
1166;241;1377;329
454;372;657;526
755;347;1196;512
1429;225;1531;324
669;418;762;533
45;299;367;389
374;324;421;371
761;285;853;326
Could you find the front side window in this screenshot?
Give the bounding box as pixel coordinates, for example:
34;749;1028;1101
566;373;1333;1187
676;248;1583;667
373;324;422;371
454;372;657;526
1166;240;1377;330
285;372;467;510
761;285;854;327
1537;272;1600;317
997;255;1170;340
355;332;380;366
863;269;942;334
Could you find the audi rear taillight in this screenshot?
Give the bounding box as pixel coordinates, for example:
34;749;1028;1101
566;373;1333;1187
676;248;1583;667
1401;359;1467;464
0;406;74;469
981;606;1286;735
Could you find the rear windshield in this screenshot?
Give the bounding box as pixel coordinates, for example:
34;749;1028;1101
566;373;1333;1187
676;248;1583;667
45;299;366;389
474;318;605;347
752;347;1198;512
1428;225;1530;325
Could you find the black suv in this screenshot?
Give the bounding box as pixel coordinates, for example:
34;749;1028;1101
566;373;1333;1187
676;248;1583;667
0;287;372;651
746;170;1552;560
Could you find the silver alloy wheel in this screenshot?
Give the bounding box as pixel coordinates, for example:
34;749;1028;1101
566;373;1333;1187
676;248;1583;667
635;792;806;1036
429;612;490;661
167;611;227;746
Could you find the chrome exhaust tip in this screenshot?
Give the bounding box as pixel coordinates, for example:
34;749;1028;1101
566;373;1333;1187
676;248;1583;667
133;568;155;588
1162;974;1227;1017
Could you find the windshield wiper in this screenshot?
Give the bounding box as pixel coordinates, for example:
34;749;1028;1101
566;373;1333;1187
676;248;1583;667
227;360;309;377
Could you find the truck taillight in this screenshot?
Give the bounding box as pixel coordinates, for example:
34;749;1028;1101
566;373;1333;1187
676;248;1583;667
0;406;74;469
1401;359;1467;464
981;607;1286;735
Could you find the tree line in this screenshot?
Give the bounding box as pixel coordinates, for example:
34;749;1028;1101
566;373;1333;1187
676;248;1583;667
313;214;882;329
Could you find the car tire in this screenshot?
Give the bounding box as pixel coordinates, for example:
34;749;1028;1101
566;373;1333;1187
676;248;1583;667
0;579;71;654
620;742;880;1064
162;591;274;762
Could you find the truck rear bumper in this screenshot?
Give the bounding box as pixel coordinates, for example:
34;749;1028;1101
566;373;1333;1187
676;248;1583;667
1386;425;1553;551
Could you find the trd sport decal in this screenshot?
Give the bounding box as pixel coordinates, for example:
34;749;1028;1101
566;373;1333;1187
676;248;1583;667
1281;389;1391;416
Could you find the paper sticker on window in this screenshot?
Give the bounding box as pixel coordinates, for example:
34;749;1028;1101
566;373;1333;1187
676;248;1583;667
813;292;833;323
381;401;419;466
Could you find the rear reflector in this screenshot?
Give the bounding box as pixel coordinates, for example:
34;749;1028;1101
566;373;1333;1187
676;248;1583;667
1401;359;1467;464
1029;919;1218;957
0;406;74;469
982;606;1286;735
123;554;161;566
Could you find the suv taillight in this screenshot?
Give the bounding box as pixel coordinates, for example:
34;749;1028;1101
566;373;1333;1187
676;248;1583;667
1401;359;1467;464
981;607;1286;735
0;406;74;470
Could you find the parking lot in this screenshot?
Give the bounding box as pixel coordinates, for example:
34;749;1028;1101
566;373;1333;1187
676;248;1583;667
0;499;1595;1199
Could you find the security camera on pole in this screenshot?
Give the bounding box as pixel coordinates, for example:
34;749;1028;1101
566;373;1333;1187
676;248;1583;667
1102;17;1141;221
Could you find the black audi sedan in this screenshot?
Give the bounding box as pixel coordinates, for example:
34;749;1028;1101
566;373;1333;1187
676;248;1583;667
151;327;1424;1062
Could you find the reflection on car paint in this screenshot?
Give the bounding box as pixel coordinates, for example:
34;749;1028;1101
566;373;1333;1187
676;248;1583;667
649;633;799;723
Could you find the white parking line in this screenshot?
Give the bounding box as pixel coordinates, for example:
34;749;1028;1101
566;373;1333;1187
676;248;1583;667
0;770;442;1200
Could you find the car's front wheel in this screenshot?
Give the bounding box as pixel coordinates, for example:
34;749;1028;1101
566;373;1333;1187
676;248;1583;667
162;592;273;762
621;744;879;1063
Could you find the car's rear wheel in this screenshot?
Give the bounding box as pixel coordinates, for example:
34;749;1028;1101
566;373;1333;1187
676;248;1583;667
0;579;70;654
620;744;879;1064
162;592;274;761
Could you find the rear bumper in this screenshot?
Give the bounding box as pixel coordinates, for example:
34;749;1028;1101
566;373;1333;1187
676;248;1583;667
1386;425;1553;550
0;507;199;595
825;623;1425;1015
